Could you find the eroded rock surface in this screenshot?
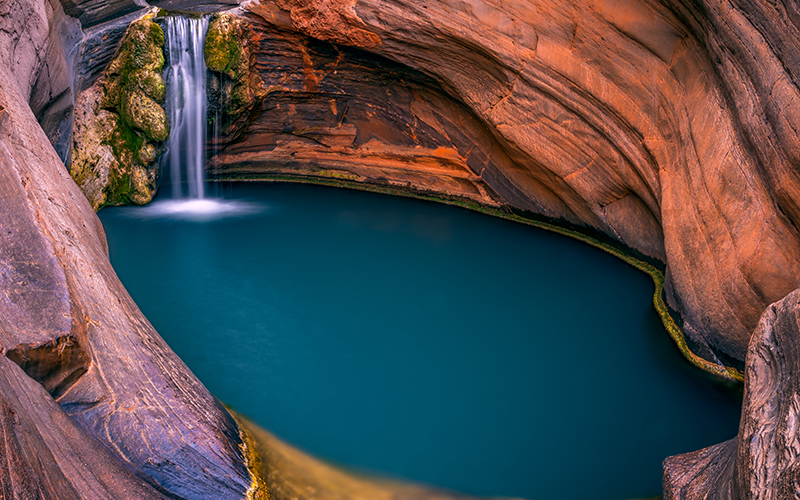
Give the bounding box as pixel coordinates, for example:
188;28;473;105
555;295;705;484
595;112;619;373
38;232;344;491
226;0;800;367
0;1;255;497
209;16;508;208
664;289;800;498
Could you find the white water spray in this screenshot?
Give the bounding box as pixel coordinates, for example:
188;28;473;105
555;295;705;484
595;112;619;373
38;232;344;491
163;16;209;200
155;16;262;220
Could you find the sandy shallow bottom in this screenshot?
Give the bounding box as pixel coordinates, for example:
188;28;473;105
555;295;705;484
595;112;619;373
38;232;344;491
235;412;661;500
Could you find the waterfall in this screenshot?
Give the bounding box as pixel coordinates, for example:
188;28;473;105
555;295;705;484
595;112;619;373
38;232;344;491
141;15;260;220
163;16;209;200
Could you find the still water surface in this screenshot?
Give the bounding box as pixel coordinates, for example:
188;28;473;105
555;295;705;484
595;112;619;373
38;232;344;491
99;182;741;500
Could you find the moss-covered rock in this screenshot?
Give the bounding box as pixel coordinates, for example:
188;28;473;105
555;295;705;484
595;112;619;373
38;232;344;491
205;13;248;79
103;17;169;131
205;13;266;141
107;18;165;78
138;142;157;164
71;85;117;210
70;11;168;210
126;69;166;103
121;89;169;141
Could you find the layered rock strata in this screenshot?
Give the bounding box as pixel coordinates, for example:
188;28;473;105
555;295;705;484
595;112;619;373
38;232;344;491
218;0;800;370
208;16;508;209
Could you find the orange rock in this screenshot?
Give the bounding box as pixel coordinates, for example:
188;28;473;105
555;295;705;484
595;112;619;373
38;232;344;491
241;0;800;364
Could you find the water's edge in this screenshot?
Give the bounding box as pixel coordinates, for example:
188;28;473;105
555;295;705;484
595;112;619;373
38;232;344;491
210;174;744;383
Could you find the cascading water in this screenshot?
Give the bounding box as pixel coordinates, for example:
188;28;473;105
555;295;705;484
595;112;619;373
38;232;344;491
163;16;209;200
145;16;260;220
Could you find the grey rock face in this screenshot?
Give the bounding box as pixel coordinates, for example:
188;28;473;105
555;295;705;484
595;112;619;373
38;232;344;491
59;0;144;28
664;289;800;499
734;290;800;498
76;9;150;92
0;0;256;497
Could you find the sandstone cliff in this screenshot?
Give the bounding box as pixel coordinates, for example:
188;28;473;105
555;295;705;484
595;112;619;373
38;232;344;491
213;0;800;370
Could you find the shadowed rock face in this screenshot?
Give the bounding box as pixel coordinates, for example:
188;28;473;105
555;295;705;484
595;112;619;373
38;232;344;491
210;18;509;208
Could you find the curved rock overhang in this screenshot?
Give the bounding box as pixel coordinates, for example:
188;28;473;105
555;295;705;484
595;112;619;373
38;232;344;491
223;0;800;369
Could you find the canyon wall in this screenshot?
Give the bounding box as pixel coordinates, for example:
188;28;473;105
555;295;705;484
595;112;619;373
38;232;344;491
210;0;800;370
195;1;800;495
0;1;257;498
4;0;800;497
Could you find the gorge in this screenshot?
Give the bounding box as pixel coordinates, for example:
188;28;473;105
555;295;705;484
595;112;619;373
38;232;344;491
3;0;800;498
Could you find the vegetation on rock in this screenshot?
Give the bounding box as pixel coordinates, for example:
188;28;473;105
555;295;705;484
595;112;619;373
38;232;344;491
70;86;118;210
205;13;265;141
70;12;169;209
205;13;248;78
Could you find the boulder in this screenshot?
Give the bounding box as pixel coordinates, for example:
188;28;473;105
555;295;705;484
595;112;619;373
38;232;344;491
70;13;170;209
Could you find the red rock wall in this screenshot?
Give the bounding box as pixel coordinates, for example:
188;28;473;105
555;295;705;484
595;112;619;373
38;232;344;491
6;0;800;496
229;0;800;365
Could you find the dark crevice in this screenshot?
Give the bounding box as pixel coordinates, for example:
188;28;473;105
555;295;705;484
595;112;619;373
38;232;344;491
5;336;90;400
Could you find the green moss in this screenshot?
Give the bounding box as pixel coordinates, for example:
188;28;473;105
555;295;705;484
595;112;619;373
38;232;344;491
204;13;247;79
138;142;157;164
314;169;359;180
93;14;167;208
127;69;166;103
105;19;165;100
106;115;141;166
101;115;149;206
205;13;265;140
121;89;169;141
104;17;168;140
101;77;123;109
218;173;745;384
123;20;165;72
